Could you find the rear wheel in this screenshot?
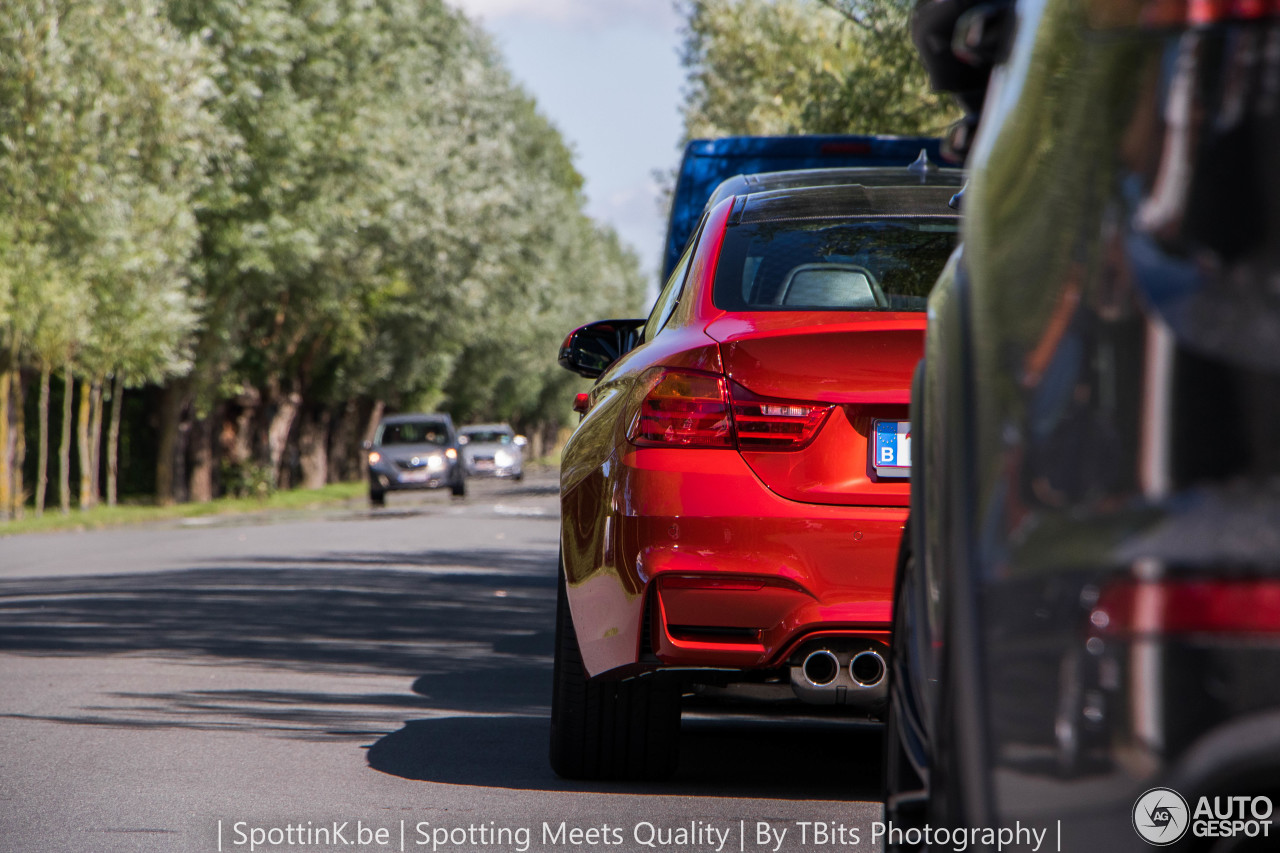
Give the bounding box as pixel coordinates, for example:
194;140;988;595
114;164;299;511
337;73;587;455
549;566;681;780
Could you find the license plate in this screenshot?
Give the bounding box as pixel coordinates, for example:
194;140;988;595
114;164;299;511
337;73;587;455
399;469;430;483
872;420;911;478
474;459;495;470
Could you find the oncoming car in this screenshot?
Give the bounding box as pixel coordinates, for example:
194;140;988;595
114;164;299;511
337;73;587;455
550;161;962;780
460;423;526;480
364;413;465;505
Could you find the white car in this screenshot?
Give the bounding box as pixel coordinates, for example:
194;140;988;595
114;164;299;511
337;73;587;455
459;424;526;480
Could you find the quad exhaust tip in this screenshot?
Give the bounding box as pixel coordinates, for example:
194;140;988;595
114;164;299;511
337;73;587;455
850;650;886;687
790;644;889;707
801;649;841;686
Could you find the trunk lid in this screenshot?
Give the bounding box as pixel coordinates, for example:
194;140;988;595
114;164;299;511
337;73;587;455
705;312;923;506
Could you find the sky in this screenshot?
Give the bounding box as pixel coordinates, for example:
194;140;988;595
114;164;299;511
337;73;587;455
446;0;687;293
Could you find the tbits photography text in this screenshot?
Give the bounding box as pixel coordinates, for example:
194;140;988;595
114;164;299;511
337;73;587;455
217;817;1060;853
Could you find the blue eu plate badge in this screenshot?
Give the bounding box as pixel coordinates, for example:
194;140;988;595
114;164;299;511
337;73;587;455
873;420;911;478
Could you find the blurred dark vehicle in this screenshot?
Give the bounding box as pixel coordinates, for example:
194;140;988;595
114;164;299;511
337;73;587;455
364;413;465;505
663;134;943;280
460;423;526;480
885;1;1280;850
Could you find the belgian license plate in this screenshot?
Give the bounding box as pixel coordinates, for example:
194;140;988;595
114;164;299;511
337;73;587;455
399;469;430;483
475;459;495;470
872;420;911;478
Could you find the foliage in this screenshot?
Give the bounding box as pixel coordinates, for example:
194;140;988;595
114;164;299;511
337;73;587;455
678;0;958;140
0;0;646;508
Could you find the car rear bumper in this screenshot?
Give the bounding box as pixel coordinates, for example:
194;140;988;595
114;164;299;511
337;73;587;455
466;465;522;478
561;446;907;677
368;466;458;491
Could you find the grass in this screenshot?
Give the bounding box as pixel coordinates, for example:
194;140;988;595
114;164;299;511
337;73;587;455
0;481;367;537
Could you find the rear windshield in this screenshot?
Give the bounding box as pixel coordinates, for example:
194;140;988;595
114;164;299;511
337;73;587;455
712;218;958;312
376;421;450;446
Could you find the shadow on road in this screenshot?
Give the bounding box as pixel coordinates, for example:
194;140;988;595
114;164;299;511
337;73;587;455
0;544;882;800
0;553;556;678
366;714;883;800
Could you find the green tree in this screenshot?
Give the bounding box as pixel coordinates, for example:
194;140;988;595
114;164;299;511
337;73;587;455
679;0;957;140
0;0;216;514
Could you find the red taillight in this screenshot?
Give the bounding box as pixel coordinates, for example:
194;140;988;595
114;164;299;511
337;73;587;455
628;368;732;448
1094;579;1280;635
627;369;835;450
573;392;589;414
729;381;833;450
1086;0;1279;28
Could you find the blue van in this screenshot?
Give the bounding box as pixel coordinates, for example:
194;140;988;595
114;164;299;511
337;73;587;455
662;134;944;280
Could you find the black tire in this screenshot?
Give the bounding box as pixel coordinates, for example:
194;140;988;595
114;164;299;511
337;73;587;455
884;521;928;851
451;473;466;497
369;487;386;508
549;566;681;780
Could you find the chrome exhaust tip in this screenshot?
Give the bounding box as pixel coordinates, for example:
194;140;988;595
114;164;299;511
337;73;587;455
801;649;841;686
849;650;886;687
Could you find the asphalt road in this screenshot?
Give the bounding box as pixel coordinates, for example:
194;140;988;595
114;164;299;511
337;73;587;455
0;470;885;853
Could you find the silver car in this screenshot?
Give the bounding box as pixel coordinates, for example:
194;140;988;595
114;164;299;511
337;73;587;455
364;413;466;505
459;423;526;480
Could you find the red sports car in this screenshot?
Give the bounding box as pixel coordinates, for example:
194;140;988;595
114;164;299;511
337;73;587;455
551;164;962;779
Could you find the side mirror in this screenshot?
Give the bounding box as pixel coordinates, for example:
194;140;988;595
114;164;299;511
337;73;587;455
558;318;646;379
513;435;528;447
361;440;373;451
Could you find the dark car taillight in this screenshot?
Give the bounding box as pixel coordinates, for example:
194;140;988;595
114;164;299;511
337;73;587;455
1085;0;1280;29
1093;578;1280;635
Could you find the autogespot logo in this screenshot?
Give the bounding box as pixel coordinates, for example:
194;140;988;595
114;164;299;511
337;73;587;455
1133;787;1190;846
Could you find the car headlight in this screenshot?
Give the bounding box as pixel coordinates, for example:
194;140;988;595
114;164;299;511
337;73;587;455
427;455;445;470
494;449;514;467
445;447;457;460
368;451;381;465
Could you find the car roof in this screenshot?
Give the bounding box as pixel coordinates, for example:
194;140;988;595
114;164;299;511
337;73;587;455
705;163;965;213
379;413;453;425
461;423;512;433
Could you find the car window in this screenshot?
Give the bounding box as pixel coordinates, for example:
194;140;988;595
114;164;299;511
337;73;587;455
644;222;699;342
376;421;450;446
712;218;958;312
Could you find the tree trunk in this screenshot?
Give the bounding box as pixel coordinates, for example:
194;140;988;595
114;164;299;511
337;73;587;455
298;403;331;490
263;388;302;488
0;369;9;519
59;362;73;514
363;399;385;445
77;376;92;509
327;399;361;483
107;372;123;507
12;370;26;519
188;405;218;503
155;381;189;506
89;378;103;505
35;365;50;517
